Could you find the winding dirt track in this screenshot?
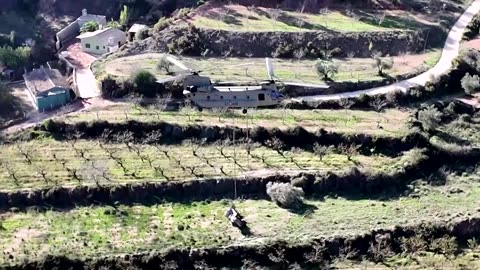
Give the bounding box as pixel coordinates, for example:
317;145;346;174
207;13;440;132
296;0;480;102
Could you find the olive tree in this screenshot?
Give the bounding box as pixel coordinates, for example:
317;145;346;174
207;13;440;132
315;59;339;80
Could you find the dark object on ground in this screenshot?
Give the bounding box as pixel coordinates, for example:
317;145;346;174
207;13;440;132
225;206;246;228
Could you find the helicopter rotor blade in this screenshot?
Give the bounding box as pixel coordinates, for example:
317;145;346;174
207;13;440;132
282;81;330;89
265;57;275;81
156;74;186;84
164;54;192;72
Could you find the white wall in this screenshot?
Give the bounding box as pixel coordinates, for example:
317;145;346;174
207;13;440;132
80;31;127;55
56;21;80;51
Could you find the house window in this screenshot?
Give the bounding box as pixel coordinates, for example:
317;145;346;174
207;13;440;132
85;43;91;48
103;46;105;49
233;96;237;99
258;93;265;101
207;96;210;100
96;46;99;50
246;96;250;99
220;96;224;99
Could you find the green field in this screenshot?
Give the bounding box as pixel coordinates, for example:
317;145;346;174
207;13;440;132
187;5;440;32
60;105;410;137
98;51;441;84
1;165;479;265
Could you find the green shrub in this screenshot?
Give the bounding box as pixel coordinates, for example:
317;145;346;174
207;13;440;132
80;21;99;33
461;73;480;95
135;28;150;40
107;20;121;29
429;236;458;255
0;83;21;120
100;76;120;98
167;26;204;55
373;53;394;76
154;17;170;32
266;182;304;210
132;70;157;97
417;105;442;132
0;45;31;68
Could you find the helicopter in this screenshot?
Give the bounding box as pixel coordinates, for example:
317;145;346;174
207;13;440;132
156;55;329;113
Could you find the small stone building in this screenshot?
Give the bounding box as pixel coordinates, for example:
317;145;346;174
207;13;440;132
24;67;73;111
127;23;148;41
77;27;127;55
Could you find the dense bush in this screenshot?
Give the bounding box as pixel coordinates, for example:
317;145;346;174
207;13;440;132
0;46;31;68
463;13;480;40
167;26;206;55
0;83;21;123
417;105;442;132
131;70;158;97
153;17;171;32
100;76;123;98
266;182;304;210
461;73;480;95
135;28;150;40
80;21;99;33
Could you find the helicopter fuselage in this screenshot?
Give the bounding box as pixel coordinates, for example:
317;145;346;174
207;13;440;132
183;83;284;109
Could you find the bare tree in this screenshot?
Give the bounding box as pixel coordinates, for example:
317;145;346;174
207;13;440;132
80;161;110;187
339;144;360;161
372;51;394;76
313;143;328;161
16;143;33;165
339;98;355;126
212;107;229;123
4;162;20;187
294;49;306;60
181;101;195;122
266;137;286;158
369;98;387;128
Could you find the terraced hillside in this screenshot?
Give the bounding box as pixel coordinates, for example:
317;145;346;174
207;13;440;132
1;96;480;268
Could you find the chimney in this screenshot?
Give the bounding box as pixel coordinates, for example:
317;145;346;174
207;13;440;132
82;9;87;16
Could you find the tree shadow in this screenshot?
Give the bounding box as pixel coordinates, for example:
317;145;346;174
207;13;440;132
433;130;472;146
287;202;318;215
276;12;332;32
239;225;253;236
340;10;426;30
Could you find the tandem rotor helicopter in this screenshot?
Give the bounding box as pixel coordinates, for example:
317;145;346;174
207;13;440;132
156;54;329;113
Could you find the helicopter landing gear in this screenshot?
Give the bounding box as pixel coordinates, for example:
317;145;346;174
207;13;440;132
242;108;247;114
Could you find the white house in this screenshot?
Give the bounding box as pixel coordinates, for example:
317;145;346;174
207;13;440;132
77;9;107;28
55;9;107;51
77;27;127;55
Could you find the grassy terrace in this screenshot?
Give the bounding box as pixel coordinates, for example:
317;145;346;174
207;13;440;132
186;4;443;32
1;166;480;265
60;105;410;137
0;138;420;190
98;52;441;84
